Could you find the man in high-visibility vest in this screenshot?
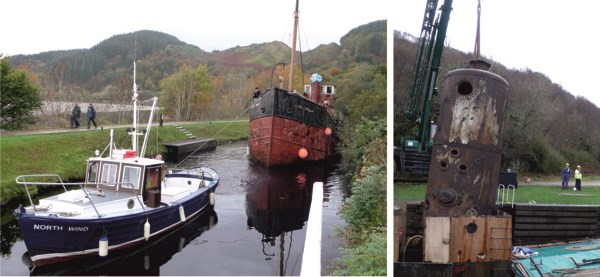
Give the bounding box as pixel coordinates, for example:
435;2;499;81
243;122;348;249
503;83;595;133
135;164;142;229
574;165;583;191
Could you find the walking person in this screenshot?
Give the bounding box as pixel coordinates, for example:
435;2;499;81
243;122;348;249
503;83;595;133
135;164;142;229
71;103;81;128
574;165;582;191
87;103;97;129
561;163;571;189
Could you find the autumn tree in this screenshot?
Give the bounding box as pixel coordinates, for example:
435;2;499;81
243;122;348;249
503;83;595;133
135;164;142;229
211;70;256;119
160;65;213;121
0;57;43;130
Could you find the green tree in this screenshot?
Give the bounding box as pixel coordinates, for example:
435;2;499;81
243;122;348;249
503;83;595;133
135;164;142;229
1;57;43;130
346;65;386;126
160;65;213;121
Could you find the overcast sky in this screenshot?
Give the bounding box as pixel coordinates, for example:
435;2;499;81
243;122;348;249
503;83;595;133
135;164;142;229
3;0;387;55
393;0;600;108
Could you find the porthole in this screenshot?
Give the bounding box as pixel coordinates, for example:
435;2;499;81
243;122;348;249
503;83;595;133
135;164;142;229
439;160;449;171
466;223;478;234
457;81;473;96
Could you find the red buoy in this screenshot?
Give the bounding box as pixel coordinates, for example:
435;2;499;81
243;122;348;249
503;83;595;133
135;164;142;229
324;127;332;136
298;148;308;159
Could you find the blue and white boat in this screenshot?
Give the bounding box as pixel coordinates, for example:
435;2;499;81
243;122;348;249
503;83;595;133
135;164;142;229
13;62;219;267
512;238;600;276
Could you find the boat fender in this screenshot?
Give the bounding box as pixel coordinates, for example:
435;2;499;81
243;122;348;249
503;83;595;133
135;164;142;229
144;220;150;241
179;205;186;222
298;148;308;159
325;127;332;136
210;192;215;206
99;235;108;257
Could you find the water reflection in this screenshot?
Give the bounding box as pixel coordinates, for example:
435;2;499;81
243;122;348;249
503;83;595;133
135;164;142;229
245;163;333;276
26;209;218;276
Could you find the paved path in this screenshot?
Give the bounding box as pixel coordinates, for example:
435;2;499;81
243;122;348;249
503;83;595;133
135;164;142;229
0;120;247;137
523;179;600;187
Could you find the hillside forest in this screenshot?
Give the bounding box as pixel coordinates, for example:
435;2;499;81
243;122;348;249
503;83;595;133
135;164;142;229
394;30;600;175
7;21;386;130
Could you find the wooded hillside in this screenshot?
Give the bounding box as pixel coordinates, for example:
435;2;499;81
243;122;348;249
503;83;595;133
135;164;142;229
8;20;385;126
394;31;600;174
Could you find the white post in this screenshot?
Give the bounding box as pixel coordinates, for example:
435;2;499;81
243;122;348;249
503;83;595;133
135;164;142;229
109;129;114;158
301;182;323;276
132;61;138;154
140;96;158;157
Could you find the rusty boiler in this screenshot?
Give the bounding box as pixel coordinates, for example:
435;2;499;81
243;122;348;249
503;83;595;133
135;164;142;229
423;61;513;264
425;60;509;217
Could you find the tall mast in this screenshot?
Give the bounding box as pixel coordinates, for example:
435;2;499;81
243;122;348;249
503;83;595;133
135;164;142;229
288;0;300;92
132;61;139;154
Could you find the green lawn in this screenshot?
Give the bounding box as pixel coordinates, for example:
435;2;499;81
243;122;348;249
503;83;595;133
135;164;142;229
0;121;249;204
395;183;600;205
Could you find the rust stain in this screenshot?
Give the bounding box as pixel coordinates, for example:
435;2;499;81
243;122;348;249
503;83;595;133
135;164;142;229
449;79;500;145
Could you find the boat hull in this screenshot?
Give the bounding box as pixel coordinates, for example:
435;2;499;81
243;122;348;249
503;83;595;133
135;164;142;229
15;183;218;267
249;88;336;166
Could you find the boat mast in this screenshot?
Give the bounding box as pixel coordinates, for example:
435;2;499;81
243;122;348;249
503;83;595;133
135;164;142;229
288;0;300;92
132;61;139;154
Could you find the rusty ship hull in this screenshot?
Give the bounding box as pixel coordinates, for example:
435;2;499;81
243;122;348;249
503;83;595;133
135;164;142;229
249;87;336;167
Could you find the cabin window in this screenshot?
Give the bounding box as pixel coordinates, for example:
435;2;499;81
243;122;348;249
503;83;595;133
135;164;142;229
122;166;141;190
325;85;334;94
304;85;311;94
100;164;118;185
87;161;99;183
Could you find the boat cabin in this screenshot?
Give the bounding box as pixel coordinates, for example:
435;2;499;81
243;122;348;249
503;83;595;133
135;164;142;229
85;154;165;208
303;84;336;108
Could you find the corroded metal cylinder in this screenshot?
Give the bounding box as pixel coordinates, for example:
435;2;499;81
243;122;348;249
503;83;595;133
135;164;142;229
424;61;509;217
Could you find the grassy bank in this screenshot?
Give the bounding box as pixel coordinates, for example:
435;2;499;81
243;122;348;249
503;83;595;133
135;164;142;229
0;121;248;204
395;183;600;205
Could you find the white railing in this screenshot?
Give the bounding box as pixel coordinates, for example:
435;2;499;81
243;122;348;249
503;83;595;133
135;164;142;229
301;182;323;276
16;174;144;218
497;184;516;207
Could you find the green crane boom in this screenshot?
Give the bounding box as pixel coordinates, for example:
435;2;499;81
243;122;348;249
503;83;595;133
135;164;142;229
398;0;453;175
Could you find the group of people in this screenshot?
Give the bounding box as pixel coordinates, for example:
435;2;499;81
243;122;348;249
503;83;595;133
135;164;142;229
70;103;97;129
561;163;583;191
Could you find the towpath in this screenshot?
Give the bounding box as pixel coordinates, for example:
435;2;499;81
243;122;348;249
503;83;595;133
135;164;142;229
0;120;247;137
522;179;600;187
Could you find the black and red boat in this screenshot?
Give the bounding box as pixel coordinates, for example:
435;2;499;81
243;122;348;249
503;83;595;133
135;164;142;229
248;0;340;167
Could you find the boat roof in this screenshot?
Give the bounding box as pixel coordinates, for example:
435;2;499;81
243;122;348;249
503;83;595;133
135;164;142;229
87;156;165;167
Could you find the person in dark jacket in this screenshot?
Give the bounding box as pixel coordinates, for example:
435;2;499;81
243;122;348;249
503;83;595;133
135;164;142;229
87;103;97;129
561;163;571;189
71;103;81;128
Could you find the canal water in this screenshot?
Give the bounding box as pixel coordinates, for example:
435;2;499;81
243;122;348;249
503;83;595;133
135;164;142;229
0;141;347;276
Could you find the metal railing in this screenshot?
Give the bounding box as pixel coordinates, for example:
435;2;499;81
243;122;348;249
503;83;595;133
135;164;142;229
497;184;516;208
16;174;146;218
